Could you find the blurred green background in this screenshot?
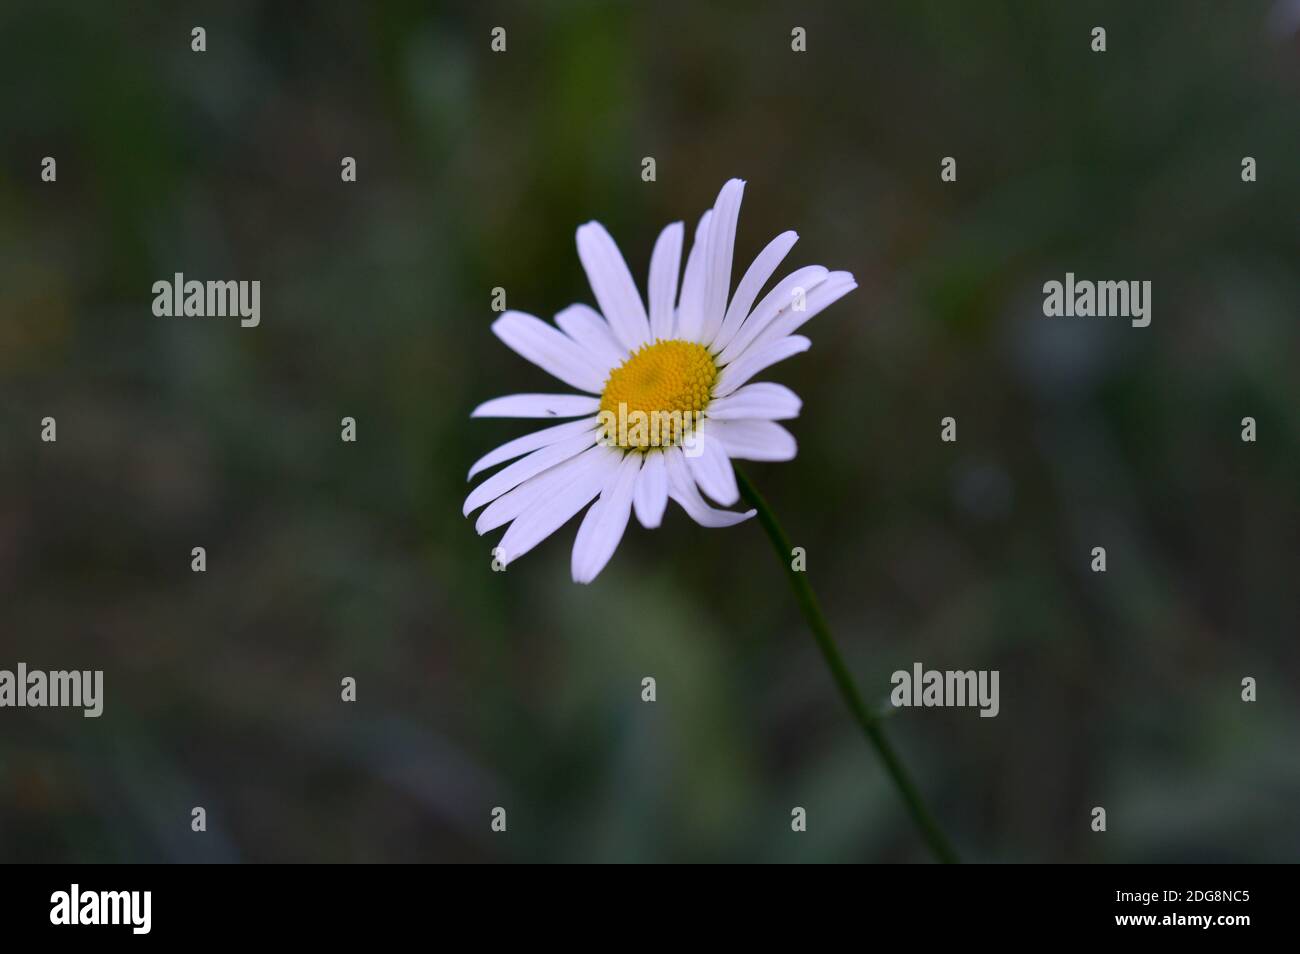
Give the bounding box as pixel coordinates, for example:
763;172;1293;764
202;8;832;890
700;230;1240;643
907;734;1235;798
2;0;1298;862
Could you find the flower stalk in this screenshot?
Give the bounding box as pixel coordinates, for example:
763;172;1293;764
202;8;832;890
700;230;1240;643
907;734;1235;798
734;466;959;864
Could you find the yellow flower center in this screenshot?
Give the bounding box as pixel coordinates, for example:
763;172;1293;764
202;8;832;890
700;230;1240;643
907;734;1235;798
599;339;717;450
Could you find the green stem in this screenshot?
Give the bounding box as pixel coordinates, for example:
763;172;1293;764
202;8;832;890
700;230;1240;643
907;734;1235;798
735;466;959;864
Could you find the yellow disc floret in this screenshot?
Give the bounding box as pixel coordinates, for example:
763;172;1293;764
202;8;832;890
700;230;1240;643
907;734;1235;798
599;339;717;450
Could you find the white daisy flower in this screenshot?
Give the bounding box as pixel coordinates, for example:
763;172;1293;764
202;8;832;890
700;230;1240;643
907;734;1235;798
464;179;857;583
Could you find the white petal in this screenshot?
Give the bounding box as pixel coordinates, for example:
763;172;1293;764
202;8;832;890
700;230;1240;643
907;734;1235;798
715;265;828;367
476;445;604;534
495;446;623;566
700;179;745;345
647;222;684;340
706;382;802;422
663;446;755;528
712;419;798;462
491;310;608;393
685;427;739;505
711;230;798;353
571;451;641;583
675;211;712;342
741;271;857;357
471;393;601;419
467;417;600;480
632;451;668;528
576;222;650;352
463;429;599;515
554;303;626;371
713;335;811;398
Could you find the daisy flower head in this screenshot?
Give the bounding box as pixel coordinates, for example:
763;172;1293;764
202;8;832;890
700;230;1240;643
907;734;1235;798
465;179;857;583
